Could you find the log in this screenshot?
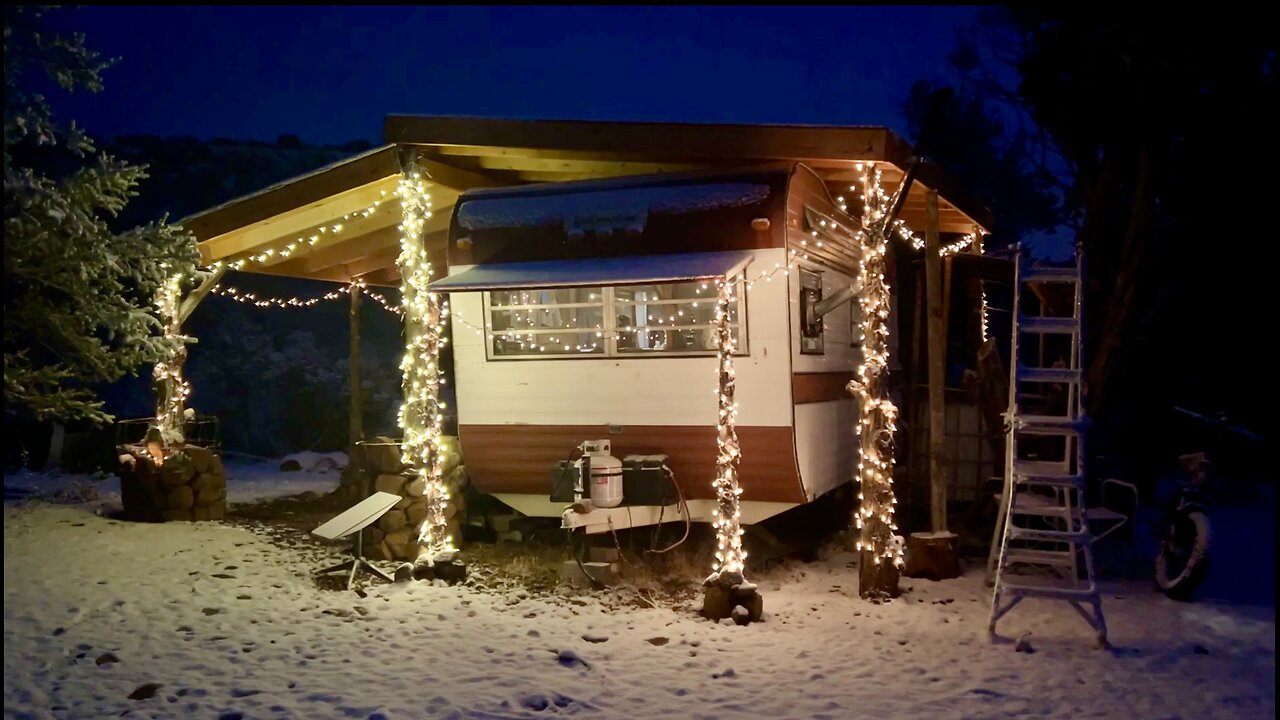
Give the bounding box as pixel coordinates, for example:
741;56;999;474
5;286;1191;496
903;531;961;581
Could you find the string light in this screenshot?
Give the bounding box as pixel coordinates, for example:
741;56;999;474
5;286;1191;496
394;164;455;562
847;163;906;577
151;274;190;462
707;275;747;586
211;283;349;308
977;233;989;342
939;233;977;258
208;196;389;272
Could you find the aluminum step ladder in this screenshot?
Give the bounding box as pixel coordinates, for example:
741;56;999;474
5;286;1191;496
986;246;1107;646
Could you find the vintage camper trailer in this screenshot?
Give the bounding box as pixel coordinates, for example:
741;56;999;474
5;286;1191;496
181;117;1001;537
431;162;988;531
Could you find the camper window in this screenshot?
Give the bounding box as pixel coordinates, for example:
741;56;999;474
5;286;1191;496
483;277;747;359
487;288;608;356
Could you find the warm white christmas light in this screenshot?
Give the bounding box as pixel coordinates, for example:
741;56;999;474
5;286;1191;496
395;165;455;562
152;274;190;455
210;197;387;271
848;165;905;572
707;276;747;586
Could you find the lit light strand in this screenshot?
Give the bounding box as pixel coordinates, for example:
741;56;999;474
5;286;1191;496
395;165;455;562
707;276;747;586
152;273;190;454
847;163;905;576
940;233;977;257
208;197;389;271
977;233;990;342
211;283;349;308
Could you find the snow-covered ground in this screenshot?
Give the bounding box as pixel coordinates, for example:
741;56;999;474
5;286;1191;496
3;456;344;512
3;471;1275;719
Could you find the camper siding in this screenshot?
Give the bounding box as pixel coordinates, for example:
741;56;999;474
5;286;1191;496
453;247;804;503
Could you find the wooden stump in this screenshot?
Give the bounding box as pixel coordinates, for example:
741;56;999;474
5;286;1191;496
701;583;764;624
903;532;961;581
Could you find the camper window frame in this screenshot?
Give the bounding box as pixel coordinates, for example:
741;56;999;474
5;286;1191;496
482;274;749;361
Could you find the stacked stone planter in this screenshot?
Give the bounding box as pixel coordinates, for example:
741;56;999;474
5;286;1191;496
117;445;227;522
359;436;469;562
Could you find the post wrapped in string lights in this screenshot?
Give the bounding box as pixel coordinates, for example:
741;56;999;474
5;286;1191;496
394;156;457;565
151;273;190;458
709;276;746;585
700;273;763;623
847;164;906;597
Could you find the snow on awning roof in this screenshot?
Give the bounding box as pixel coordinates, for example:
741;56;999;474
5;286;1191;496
429;251;755;292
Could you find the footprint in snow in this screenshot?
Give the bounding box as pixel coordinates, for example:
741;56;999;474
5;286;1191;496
581;633;608;643
712;668;737;679
128;683;162;700
555;650;589;669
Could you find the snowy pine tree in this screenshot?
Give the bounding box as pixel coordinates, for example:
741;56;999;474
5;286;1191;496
4;6;199;424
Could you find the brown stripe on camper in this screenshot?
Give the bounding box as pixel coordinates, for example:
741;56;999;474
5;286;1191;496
791;372;858;404
458;424;805;504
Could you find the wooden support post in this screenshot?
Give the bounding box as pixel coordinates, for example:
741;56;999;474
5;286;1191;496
348;284;364;452
906;272;925;507
907;190;961;579
924;191;950;536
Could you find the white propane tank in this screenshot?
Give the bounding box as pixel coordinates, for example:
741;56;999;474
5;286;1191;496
581;439;624;508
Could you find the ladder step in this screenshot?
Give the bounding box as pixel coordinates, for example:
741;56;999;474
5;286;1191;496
1003;548;1078;567
1008;526;1092;544
1017;413;1083;427
1013;472;1085;489
1011;422;1081;438
1018;316;1079;334
1007;497;1075;517
1085;507;1127;523
1018;366;1081;383
1013;459;1073;475
1021;266;1079;283
997;582;1099;600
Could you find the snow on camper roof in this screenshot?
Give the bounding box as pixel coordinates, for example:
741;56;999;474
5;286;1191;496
455;182;771;232
429;251;755;292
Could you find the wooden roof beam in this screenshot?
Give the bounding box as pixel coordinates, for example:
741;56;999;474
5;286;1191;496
198;176;400;263
386;115;892;164
239;199;402;269
183;144;402;241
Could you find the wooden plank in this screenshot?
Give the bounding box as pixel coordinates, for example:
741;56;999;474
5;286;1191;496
457;423;805;503
300;213;451;274
250;200;402;269
474;156;705;175
301;225;402;273
386;115;891;165
414;154;508;191
198;177;399;263
348;287;363;452
341;246;402;281
924;190;949;533
183;145;401;241
792;372;858;404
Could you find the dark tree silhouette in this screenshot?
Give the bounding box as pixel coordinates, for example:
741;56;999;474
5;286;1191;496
927;9;1274;456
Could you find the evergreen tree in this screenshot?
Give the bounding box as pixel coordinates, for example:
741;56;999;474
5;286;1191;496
4;6;198;424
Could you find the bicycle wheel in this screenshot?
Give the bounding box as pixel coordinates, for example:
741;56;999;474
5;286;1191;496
1155;510;1211;601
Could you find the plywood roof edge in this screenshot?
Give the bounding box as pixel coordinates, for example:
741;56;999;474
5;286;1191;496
180;144;401;241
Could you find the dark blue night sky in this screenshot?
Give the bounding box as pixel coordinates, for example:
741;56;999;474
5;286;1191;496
47;6;980;145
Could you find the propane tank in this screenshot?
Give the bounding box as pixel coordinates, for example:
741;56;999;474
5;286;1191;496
580;439;623;508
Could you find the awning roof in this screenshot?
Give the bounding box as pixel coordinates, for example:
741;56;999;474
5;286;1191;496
429;251;755;292
182;117;994;286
